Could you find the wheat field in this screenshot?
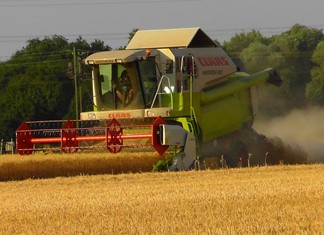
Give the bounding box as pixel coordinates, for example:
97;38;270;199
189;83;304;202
0;163;323;234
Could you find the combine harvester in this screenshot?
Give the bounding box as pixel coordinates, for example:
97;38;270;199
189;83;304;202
16;28;282;170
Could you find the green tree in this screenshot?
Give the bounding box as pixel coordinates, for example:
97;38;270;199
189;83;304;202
0;36;111;140
223;30;270;71
305;41;324;105
90;39;111;52
271;24;323;108
0;36;73;139
223;24;324;115
240;42;284;72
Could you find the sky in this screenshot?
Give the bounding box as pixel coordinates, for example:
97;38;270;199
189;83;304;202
0;0;323;61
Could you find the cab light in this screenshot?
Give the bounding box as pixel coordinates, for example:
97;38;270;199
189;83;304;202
147;110;155;117
88;113;97;120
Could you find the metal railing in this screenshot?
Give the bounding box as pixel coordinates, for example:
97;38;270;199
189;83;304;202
0;139;15;154
150;75;174;109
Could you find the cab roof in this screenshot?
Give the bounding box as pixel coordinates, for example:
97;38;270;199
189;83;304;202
85;50;146;64
126;27;218;49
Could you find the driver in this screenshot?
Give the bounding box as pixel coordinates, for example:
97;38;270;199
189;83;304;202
115;70;134;105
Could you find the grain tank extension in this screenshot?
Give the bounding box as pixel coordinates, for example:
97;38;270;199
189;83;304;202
16;28;282;170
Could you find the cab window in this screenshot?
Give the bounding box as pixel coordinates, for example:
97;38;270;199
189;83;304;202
98;63;144;110
137;60;158;107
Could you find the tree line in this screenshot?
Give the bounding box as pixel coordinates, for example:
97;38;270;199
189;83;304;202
0;24;323;140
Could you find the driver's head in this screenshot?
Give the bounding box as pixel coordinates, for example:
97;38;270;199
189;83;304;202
120;70;128;78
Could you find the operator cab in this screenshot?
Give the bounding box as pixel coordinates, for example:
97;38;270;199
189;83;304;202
92;59;160;111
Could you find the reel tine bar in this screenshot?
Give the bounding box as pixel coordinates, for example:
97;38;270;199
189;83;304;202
16;117;168;155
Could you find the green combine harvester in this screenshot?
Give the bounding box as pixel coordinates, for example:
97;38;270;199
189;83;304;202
16;27;282;170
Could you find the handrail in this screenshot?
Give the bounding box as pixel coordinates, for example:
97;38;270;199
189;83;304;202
190;106;200;136
180;55;196;119
150;75;174;110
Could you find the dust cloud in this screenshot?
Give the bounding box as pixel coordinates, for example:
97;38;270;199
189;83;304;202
254;106;324;163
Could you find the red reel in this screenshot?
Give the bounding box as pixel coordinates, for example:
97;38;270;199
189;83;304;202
16;122;34;155
106;118;123;153
61;120;78;153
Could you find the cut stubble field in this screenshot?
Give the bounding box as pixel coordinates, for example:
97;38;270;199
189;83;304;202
0;160;323;234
